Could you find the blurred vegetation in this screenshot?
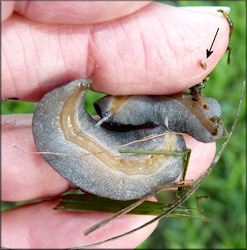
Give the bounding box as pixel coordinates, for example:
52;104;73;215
1;0;246;249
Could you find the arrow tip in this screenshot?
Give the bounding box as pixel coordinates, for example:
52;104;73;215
206;49;213;58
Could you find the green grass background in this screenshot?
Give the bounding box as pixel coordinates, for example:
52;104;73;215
1;1;246;249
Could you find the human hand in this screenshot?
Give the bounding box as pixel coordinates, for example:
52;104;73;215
2;1;230;248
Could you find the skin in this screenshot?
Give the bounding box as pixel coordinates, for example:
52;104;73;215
1;1;230;248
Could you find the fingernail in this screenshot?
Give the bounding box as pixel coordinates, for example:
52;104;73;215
179;6;230;16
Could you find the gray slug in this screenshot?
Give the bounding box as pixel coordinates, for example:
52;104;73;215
32;78;223;200
94;94;223;143
32;79;186;200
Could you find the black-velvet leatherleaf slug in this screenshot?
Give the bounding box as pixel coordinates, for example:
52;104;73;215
32;79;223;200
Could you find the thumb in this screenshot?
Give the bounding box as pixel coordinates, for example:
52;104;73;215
90;4;231;95
2;3;230;100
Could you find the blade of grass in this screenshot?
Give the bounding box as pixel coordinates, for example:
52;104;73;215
54;194;196;216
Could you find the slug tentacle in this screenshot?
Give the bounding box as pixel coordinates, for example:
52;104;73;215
32;79;186;200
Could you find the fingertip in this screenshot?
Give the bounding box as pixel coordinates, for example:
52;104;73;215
175;134;216;183
89;3;231;95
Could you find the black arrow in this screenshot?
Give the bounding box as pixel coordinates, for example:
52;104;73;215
206;28;219;58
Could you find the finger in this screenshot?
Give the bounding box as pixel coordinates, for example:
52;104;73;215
14;1;151;24
2;3;230;101
2;198;158;248
175;134;216;183
1;1;15;22
2;114;215;202
2;114;71;202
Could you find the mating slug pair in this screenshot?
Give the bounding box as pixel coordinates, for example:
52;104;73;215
32;78;223;200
